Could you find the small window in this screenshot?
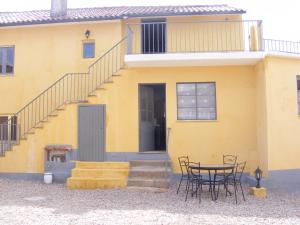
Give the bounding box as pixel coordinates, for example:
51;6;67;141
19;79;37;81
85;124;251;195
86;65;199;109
177;82;216;120
83;42;95;58
0;47;14;75
0;116;8;140
297;76;300;115
0;116;18;141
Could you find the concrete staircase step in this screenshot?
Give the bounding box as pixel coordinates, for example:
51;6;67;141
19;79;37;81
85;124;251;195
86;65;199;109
127;178;170;189
67;177;127;189
130;166;168;179
76;161;129;169
67;162;130;190
71;168;129;179
126;186;168;193
130;160;171;168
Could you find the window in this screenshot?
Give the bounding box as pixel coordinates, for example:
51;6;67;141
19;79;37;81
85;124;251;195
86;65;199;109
0;47;14;74
177;82;216;120
83;42;95;58
0;116;17;141
297;76;300;115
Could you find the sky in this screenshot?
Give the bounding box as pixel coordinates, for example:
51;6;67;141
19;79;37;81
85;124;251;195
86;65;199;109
1;0;300;41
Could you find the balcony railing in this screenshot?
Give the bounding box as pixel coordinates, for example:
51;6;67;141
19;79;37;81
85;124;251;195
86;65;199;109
127;20;263;54
264;39;300;54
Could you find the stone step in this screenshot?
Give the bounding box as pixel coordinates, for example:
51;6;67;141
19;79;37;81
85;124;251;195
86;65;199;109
71;168;129;179
67;177;127;189
129;166;169;179
126;186;168;193
75;161;129;170
130;160;171;168
127;178;170;189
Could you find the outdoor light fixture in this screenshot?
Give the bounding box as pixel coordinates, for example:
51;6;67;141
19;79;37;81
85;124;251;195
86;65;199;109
85;30;91;39
254;167;263;188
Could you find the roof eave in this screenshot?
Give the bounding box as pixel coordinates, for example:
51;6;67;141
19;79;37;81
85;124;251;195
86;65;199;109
0;10;246;28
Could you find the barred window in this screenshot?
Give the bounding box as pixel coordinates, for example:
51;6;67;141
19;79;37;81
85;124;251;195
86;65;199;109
297;76;300;115
177;82;216;120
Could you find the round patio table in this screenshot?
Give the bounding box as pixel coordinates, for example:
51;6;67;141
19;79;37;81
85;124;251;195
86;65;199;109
189;164;235;201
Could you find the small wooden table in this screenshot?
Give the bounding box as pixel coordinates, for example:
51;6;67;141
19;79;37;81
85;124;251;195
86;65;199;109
189;164;235;201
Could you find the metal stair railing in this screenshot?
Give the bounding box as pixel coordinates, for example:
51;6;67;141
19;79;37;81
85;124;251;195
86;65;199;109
0;37;127;156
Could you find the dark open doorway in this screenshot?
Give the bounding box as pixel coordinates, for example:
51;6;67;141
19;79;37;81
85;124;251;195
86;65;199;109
141;19;166;54
139;84;166;152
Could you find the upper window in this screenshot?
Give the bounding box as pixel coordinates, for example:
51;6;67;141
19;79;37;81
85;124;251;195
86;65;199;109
297;76;300;115
83;42;95;58
0;47;14;75
177;82;216;120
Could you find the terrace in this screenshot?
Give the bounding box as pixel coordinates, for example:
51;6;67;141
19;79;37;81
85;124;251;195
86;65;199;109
125;20;300;67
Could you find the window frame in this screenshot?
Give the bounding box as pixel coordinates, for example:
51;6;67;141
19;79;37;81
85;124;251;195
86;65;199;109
297;75;300;115
176;82;217;121
82;40;95;59
0;46;15;75
0;115;17;141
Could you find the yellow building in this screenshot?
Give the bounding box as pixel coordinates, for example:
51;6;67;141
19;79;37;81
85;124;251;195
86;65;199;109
0;1;299;190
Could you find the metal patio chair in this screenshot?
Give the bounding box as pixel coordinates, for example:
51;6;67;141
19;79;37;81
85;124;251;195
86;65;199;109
177;156;189;194
217;161;247;204
216;154;237;193
185;162;203;203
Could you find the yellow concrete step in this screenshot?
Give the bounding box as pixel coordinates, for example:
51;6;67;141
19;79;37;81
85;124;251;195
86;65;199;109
71;168;129;179
75;161;129;169
67;177;127;189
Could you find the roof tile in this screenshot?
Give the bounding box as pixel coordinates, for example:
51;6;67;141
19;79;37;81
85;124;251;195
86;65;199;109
0;5;245;27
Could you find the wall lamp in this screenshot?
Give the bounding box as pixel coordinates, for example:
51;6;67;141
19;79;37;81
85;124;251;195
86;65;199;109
85;30;91;39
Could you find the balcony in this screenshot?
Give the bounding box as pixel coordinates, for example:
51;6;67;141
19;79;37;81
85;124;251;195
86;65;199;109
125;20;265;67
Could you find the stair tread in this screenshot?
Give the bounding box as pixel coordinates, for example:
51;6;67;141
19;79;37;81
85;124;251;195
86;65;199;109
126;186;168;193
73;168;128;171
131;166;167;170
68;177;126;181
130;160;170;163
76;161;129;169
128;177;169;182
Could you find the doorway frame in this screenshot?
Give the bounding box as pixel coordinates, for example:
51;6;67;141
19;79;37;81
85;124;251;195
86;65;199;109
141;18;167;54
138;83;167;153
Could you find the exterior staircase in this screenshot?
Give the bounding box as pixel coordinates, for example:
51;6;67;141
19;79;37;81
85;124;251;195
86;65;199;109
127;160;172;192
0;37;127;157
67;161;129;189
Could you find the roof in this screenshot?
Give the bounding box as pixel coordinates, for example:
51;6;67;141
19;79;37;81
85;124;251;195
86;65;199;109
0;5;245;27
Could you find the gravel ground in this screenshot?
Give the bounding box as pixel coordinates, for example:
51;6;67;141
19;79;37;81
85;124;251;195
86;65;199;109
0;179;299;225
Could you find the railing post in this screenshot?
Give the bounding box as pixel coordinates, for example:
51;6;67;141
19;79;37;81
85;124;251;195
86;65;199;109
127;26;133;54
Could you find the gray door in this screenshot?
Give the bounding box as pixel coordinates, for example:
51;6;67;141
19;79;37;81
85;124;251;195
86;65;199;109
139;86;155;151
78;105;105;161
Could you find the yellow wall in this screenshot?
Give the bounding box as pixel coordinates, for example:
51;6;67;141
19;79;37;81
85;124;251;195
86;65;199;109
0;104;78;172
0;21;122;114
263;56;300;171
1;15;300;175
0;64;258;174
